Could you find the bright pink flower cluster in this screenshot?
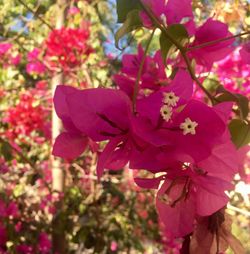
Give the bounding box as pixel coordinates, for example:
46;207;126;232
26;48;46;75
4;90;49;140
44;27;93;72
0;42;21;67
141;0;234;70
52;0;244;243
53;55;239;238
215;47;250;99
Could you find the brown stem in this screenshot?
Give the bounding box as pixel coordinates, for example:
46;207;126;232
0;137;51;191
50;0;68;253
132;29;156;113
139;1;216;103
187;31;250;51
0;137;36;170
16;0;54;30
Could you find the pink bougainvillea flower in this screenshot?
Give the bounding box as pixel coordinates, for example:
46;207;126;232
240;41;250;65
26;48;46;75
65;86;135;177
68;6;80;15
0;43;12;54
38;233;52;254
140;0;195;34
132;86;226;162
110;241;118;251
188;19;235;69
53;85;136;176
45;27;93;72
53;132;89;160
52;85;89;160
65;87;132;141
0;42;21;67
10;53;21;66
114;46;166;97
135;166;233;237
165;0;195;35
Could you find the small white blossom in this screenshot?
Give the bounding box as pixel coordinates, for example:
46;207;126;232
160;14;167;26
160;105;172;122
180;118;198;135
163;92;180;107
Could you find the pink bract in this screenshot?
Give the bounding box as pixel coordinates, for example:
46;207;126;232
189;19;235;69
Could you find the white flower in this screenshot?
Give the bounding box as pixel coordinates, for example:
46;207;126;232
160;14;167;26
180;118;198;135
160;105;172;122
163;92;180;107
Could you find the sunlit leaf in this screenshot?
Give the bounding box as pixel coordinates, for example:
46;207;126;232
229;119;250;148
160;24;189;62
116;0;141;23
115;9;142;49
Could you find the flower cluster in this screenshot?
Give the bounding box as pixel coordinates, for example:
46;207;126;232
0;43;21;68
53;63;239;239
4;89;50;140
26;48;46;76
215;47;250;99
44;27;93;72
51;0;248;250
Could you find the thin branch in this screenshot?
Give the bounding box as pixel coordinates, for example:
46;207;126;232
139;1;217;103
16;0;54;30
187;31;250;51
227;204;250;217
132;29;156;113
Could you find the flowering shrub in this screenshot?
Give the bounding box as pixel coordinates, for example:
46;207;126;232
0;0;249;253
53;0;250;253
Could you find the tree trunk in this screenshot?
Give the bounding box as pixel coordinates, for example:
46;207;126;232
51;0;67;253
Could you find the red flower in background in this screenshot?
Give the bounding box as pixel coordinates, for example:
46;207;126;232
4;91;50;140
45;27;93;72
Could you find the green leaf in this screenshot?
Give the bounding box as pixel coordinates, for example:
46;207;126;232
216;92;249;119
116;0;141;23
115;9;142;49
229;119;250;148
160;24;189;62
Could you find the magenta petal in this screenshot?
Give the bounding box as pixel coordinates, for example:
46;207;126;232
194;174;233;216
170;100;226;161
105;139;131;170
130;146;169;172
240;42;250;65
113;74;134;98
198;141;238;181
66;88;132;141
165;0;193;25
136;91;163;126
131;116;170;146
190;19;234;69
164;69;193;102
54;85;77;120
195;186;229;216
193;174;233;197
213;102;233;123
54;85;80;132
156;179;196;237
134;175;165;189
52;132;88;160
96;137;123;178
